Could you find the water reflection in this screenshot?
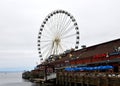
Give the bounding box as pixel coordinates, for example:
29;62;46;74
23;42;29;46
0;72;55;86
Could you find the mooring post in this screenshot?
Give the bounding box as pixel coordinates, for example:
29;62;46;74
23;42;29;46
97;77;101;86
44;65;47;81
81;76;84;86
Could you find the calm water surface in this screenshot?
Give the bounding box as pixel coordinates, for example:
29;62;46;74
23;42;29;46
0;72;44;86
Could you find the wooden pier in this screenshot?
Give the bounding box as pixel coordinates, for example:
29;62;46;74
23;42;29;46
56;72;120;86
22;39;120;86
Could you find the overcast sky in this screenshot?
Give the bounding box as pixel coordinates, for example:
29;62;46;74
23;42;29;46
0;0;120;71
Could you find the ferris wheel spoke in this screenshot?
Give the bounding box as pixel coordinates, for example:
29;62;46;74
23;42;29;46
42;44;53;59
62;25;75;36
56;45;59;54
50;42;55;55
45;16;55;34
59;18;72;36
44;49;52;59
40;40;52;42
41;42;52;49
61;33;76;39
62;14;68;27
57;13;64;34
43;51;50;59
43;26;54;37
40;31;51;39
59;14;67;30
64;19;72;31
47;16;53;28
57;13;63;31
47;44;55;57
56;14;62;35
58;14;68;34
45;24;53;35
60;42;70;50
42;47;50;57
40;34;51;39
52;42;57;55
46;25;56;37
58;43;64;53
48;18;57;35
61;40;76;45
48;16;55;31
53;14;59;31
56;14;61;33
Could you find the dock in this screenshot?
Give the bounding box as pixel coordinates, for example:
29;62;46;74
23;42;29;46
22;39;120;86
56;72;120;86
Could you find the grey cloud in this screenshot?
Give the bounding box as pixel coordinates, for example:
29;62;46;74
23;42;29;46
0;0;120;71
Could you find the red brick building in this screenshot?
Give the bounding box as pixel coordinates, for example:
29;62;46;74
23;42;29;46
48;38;120;72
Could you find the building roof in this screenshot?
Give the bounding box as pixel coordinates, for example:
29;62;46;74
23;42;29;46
74;38;120;58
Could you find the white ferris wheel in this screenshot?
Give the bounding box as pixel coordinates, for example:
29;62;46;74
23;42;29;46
37;10;80;62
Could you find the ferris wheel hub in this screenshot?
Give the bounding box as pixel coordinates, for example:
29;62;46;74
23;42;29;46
54;38;60;43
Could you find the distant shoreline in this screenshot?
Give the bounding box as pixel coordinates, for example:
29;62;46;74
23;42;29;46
0;71;23;73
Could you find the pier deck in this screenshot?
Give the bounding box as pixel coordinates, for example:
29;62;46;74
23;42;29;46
56;72;120;86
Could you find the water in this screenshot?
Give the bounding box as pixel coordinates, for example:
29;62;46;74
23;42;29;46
0;72;42;86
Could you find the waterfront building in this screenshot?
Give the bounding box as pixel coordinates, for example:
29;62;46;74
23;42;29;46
22;38;120;86
48;38;120;72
